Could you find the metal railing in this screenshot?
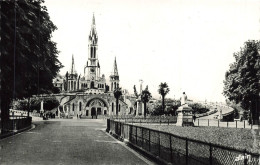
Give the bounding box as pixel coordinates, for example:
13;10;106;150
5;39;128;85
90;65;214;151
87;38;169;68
195;119;258;129
108;119;259;165
111;116;178;125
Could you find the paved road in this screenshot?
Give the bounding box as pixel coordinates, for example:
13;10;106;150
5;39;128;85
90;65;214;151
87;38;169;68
199;106;233;119
0;119;153;165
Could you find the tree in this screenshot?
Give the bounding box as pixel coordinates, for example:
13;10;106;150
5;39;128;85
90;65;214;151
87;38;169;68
141;86;152;118
223;40;260;125
0;1;62;131
158;82;170;113
133;85;139;98
113;87;122;116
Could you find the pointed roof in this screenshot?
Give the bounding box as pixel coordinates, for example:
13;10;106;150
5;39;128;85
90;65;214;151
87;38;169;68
89;13;98;41
71;54;76;74
92;13;95;25
113;57;119;76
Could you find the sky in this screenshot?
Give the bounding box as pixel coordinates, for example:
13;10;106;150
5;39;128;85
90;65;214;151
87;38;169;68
44;0;260;102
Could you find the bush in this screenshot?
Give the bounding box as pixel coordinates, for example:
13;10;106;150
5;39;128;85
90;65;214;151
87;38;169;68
188;103;209;114
13;97;59;112
13;99;28;110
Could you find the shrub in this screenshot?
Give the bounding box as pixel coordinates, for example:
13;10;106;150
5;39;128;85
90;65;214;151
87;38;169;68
13;97;59;112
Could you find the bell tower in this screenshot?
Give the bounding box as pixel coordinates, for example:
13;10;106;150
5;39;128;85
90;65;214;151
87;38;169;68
84;14;101;82
110;57;120;91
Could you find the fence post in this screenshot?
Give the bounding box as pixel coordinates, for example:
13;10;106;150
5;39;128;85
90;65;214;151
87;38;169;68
158;132;160;157
198;119;199;126
244;120;245;128
236;120;237;128
227;121;228;128
127;124;129;140
122;123;124;139
149;129;151;152
142;128;144;148
209;143;213;165
218;120;219;127
136;126;138;145
251;123;252;129
168;119;169;125
186;138;188;165
129;125;132;142
244;149;247;165
208;119;209;126
170;135;173;163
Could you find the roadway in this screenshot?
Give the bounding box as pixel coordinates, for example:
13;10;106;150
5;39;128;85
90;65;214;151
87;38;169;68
0;119;154;165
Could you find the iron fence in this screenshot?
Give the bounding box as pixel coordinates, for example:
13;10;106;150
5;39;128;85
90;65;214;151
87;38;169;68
111;116;178;125
195;119;258;129
2;116;32;131
108;119;259;165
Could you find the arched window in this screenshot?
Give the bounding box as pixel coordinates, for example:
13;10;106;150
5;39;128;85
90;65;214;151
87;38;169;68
72;103;74;111
112;103;114;112
94;47;96;58
91;47;93;58
91;81;94;88
79;102;82;111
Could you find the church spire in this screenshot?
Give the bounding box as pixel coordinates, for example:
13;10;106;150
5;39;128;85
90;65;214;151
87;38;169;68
71;54;76;74
92;13;95;25
113;57;119;76
89;13;98;45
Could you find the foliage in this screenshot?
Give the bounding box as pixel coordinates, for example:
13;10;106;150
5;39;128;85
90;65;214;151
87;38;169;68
12;97;59;112
158;82;170;112
188;103;209;114
13;100;28;111
140;86;152;118
0;1;62;124
133;85;139;98
150;105;164;116
114;87;122;115
223;40;260;124
150;99;180;116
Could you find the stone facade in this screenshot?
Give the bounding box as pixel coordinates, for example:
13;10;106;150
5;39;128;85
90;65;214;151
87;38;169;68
53;14;135;117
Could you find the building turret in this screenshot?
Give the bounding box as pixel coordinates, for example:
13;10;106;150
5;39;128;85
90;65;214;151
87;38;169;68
71;54;76;74
68;54;77;91
110;57;120;91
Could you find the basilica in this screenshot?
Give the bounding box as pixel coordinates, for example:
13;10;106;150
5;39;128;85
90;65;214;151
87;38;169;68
52;15;136;118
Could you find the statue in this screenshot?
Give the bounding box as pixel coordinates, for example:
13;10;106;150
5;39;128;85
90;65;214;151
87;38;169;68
176;92;194;126
181;92;188;106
